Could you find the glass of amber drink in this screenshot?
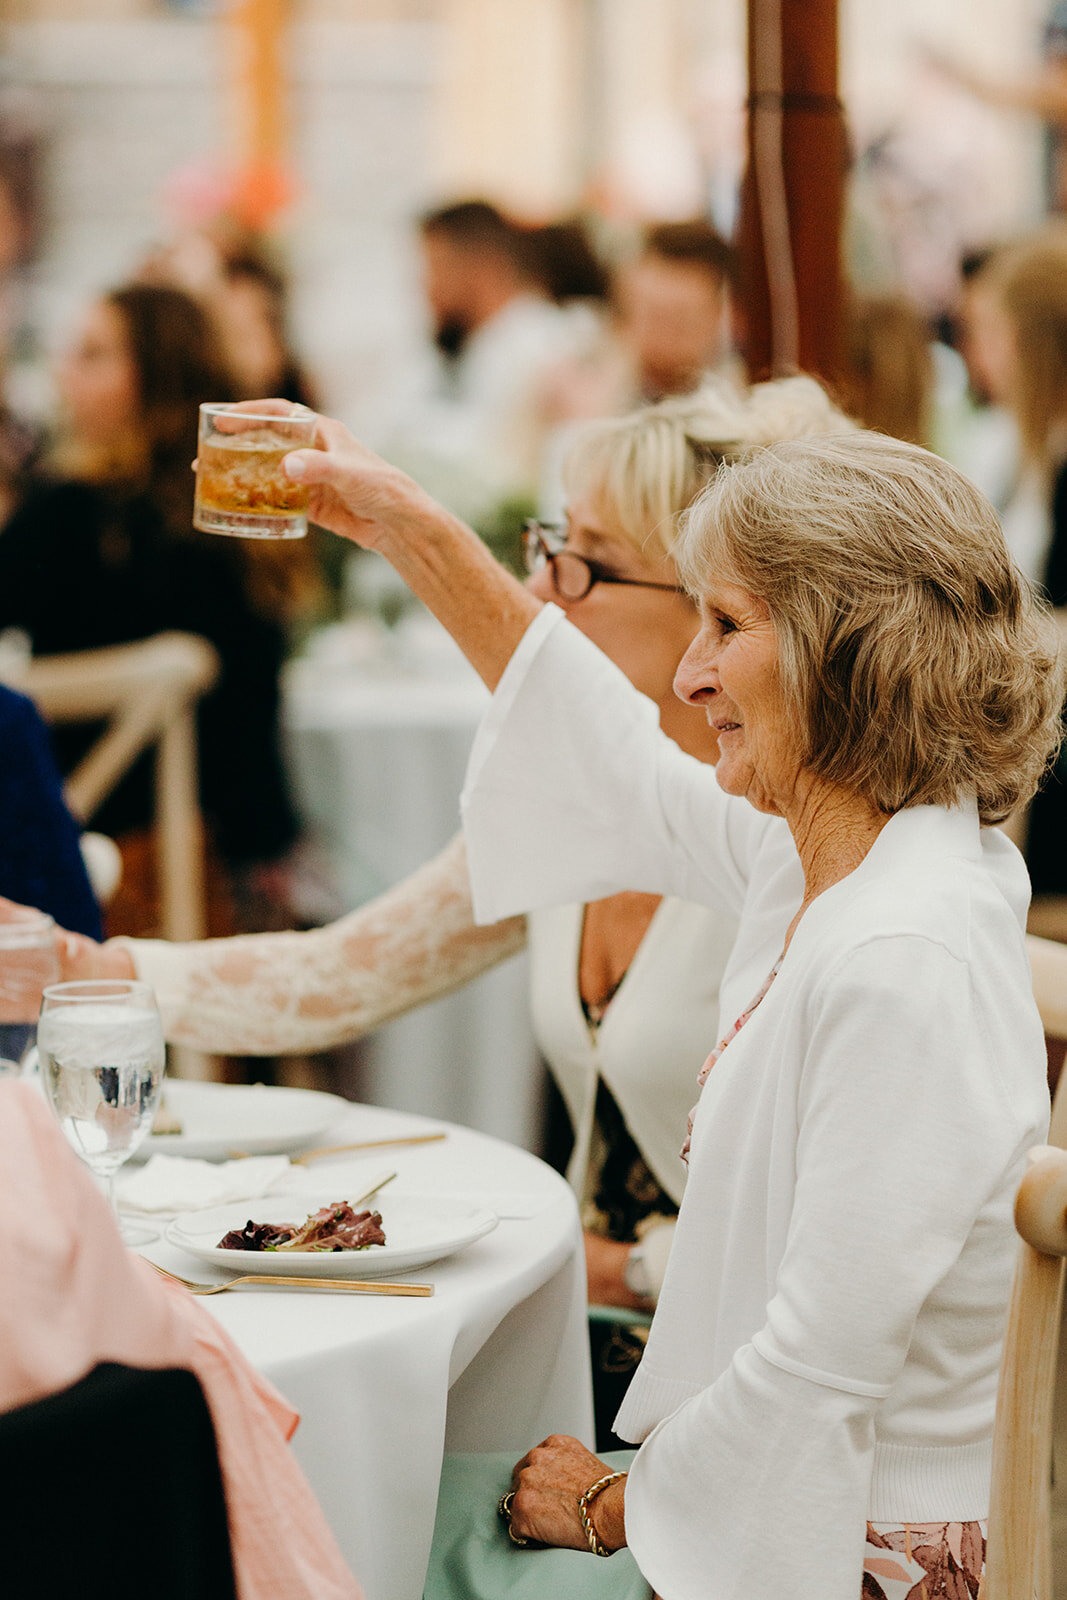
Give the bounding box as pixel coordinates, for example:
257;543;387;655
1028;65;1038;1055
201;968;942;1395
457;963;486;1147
194;403;319;539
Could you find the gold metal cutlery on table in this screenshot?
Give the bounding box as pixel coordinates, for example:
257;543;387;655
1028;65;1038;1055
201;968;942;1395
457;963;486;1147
149;1261;433;1297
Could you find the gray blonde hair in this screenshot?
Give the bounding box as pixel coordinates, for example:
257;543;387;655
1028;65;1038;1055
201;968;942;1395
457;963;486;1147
562;375;853;561
678;430;1064;824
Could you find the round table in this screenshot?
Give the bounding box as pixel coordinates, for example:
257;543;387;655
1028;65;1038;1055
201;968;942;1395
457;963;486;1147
282;622;542;1150
146;1100;594;1600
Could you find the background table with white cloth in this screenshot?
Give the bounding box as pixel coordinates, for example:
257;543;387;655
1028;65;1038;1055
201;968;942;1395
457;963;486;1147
282;614;541;1149
146;1100;594;1600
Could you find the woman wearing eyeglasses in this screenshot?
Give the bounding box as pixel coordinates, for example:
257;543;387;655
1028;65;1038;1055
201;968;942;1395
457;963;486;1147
27;377;848;1432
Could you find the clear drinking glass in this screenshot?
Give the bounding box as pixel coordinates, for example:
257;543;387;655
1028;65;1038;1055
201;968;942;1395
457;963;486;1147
193;402;319;539
0;910;60;1079
38;979;166;1246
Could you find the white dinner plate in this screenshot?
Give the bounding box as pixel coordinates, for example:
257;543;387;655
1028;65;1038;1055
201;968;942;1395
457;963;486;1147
165;1191;499;1278
137;1080;348;1162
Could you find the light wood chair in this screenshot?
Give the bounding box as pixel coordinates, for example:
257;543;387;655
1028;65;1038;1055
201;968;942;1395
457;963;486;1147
23;632;219;944
982;1144;1067;1599
22;633;219;1079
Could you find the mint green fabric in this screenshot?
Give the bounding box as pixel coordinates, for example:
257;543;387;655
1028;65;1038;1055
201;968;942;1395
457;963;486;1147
423;1450;652;1600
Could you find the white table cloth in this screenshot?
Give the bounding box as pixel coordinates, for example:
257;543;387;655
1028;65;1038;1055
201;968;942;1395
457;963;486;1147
146;1100;594;1600
282;622;541;1149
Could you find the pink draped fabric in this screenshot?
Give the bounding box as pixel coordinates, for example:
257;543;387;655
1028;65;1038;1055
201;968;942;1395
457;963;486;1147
0;1083;363;1600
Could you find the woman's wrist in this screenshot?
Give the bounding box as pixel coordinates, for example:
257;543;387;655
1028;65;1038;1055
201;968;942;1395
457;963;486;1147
99;939;138;980
582;1473;627;1553
584;1232;651;1310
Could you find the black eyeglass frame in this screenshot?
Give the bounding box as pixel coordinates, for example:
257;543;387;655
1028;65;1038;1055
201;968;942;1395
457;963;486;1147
522;521;689;602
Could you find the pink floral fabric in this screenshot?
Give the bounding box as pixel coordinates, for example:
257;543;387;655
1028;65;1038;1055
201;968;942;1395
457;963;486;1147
863;1521;986;1598
680;961;781;1163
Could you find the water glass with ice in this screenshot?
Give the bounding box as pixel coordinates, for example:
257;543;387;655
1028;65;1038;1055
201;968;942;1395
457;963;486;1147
38;979;166;1245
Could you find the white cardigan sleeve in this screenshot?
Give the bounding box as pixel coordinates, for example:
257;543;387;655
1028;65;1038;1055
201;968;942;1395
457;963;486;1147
461;605;773;925
623;934;1039;1600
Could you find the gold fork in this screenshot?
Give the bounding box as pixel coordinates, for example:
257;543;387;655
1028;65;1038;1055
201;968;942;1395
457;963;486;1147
149;1261;432;1296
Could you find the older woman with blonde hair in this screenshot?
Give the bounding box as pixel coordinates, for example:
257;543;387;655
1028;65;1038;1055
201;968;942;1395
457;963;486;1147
238;401;1063;1598
35;377;850;1443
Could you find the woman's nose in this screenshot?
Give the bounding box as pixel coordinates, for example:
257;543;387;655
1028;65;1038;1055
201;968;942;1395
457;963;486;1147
673;636;716;706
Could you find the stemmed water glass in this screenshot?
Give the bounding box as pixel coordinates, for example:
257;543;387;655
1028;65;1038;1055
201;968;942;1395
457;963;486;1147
38;979;166;1246
0;910;60;1079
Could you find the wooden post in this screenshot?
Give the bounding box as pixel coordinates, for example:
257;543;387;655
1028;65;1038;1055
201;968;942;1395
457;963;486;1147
736;0;847;383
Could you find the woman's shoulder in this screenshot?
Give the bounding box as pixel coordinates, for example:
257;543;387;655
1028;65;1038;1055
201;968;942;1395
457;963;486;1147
786;809;1032;1019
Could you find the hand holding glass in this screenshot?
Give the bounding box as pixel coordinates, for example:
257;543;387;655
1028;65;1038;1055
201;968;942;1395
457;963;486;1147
193;402;319;539
0;910;59;1078
39;979;165;1245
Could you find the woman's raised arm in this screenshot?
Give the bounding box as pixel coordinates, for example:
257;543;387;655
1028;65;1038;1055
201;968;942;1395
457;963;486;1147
281;414;541;690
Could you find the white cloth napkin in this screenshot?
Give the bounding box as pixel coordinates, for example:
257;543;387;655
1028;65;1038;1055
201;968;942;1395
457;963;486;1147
119;1153;292;1213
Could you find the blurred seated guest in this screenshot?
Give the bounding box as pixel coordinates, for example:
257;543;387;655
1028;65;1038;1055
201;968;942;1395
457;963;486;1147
620;221;740;402
538;220;740;518
543;221;739;432
253;406;1056;1598
841;292;934;446
0;166;39;527
370;199;587;539
26;378;852;1445
935;247;1020;504
971;227;1067;592
135;229;318;427
523;217;611;308
971;224;1067;894
210;249;318;411
0;284;302;935
0;1080;362;1600
0;684;101;938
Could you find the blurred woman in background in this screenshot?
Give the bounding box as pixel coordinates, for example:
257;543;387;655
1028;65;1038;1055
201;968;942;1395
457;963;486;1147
972;226;1067;895
841;292;935;447
0;283;303;933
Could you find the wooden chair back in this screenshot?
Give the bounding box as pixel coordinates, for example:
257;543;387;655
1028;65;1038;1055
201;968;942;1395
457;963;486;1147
23;633;218;944
23;634;219;1079
981;1145;1067;1599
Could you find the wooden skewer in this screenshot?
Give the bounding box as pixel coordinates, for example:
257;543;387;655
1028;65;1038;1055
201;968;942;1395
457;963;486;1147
227;1132;447;1162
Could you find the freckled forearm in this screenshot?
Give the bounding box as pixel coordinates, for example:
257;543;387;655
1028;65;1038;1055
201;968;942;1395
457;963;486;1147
376;509;541;691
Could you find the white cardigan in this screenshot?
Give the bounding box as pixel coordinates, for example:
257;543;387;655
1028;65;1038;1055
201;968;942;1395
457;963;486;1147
461;606;1050;1600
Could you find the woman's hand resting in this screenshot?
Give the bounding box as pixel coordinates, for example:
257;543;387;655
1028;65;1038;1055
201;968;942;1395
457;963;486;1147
0;899;134;1020
508;1434;626;1552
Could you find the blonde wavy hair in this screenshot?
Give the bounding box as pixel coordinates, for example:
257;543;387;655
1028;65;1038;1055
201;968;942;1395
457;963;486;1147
562;375;853;561
982;225;1067;465
678;431;1064;824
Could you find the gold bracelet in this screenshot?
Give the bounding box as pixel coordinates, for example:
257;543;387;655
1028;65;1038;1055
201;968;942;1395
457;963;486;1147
576;1470;626;1557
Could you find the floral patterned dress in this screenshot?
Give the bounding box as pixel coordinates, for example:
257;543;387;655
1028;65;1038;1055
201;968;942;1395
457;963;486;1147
863;1521;986;1598
685;968;989;1596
